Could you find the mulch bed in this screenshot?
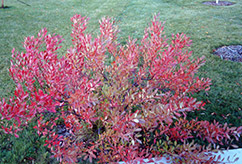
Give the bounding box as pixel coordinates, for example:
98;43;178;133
213;45;242;62
203;1;235;6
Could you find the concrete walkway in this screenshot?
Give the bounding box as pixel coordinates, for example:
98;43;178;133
118;149;242;163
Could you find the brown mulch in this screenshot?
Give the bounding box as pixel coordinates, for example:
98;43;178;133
213;45;242;62
203;1;235;6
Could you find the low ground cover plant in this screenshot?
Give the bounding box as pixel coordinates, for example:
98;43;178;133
0;14;241;163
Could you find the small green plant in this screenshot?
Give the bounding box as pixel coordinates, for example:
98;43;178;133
1;14;241;163
0;122;58;163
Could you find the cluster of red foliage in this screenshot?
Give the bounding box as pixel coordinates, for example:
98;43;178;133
1;14;241;163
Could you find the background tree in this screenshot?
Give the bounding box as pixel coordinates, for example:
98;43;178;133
1;0;4;8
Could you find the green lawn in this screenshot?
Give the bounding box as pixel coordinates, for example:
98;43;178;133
0;0;242;163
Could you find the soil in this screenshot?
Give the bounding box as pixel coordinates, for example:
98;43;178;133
203;1;235;6
213;45;242;62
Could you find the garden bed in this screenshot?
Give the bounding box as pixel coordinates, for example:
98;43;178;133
213;45;242;62
202;1;235;6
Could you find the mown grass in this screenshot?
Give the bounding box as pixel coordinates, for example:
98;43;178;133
0;0;242;163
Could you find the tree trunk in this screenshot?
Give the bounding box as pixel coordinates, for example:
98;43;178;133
1;0;4;8
216;0;219;4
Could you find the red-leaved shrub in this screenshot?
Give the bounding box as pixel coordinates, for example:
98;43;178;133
1;14;241;163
